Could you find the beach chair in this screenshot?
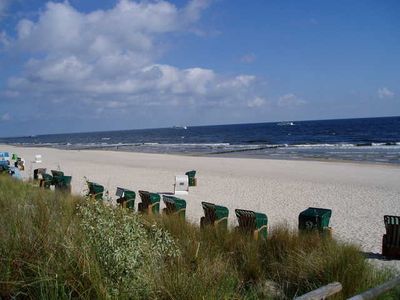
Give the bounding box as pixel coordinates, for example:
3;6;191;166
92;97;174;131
200;202;229;230
298;207;332;235
33;168;47;181
162;195;186;219
138;190;160;214
235;209;268;240
185;170;197;186
116;187;136;210
382;215;400;259
40;173;53;189
54;176;72;193
86;181;104;200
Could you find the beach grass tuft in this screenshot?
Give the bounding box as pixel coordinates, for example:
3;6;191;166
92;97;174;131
0;175;399;299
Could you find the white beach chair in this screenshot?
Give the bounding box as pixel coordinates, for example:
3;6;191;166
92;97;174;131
174;175;189;195
34;154;42;163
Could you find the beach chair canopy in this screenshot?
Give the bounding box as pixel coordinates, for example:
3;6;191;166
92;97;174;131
40;173;53;189
51;170;64;177
382;215;400;258
138;190;160;214
54;176;72;192
87;181;104;200
116;187;136;210
162;195;186;218
235;209;268;239
0;152;10;161
200;201;229;229
33;168;47;180
185;170;197;186
299;207;332;231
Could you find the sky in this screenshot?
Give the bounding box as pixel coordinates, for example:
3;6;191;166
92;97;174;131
0;0;399;136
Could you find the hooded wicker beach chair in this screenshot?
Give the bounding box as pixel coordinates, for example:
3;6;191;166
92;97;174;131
185;170;197;186
138;190;160;214
54;176;72;193
382;215;400;259
298;207;332;235
33;168;47;181
235;209;268;240
162;195;186;219
200;201;229;230
87;181;104;200
40;173;53;189
116;187;136;210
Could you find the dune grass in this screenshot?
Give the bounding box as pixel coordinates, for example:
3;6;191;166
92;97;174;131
0;175;399;299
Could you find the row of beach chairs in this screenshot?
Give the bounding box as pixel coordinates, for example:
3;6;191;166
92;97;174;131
31;167;400;259
86;180;400;258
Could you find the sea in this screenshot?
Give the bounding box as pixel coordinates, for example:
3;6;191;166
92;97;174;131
1;116;400;164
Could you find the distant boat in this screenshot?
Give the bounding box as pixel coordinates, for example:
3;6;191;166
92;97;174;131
172;125;188;130
277;122;295;126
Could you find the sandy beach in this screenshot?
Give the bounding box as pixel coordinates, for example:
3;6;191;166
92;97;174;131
2;144;400;270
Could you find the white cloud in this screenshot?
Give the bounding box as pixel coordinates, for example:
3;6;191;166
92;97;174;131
247;97;266;108
378;87;394;99
4;0;264;117
1;113;11;121
277;93;306;107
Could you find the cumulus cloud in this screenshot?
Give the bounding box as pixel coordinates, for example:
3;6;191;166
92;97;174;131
277;93;306;107
4;0;265;122
378;87;394;99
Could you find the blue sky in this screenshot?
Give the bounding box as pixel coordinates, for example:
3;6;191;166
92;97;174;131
0;0;399;136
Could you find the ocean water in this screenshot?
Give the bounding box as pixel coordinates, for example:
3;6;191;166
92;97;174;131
1;116;400;164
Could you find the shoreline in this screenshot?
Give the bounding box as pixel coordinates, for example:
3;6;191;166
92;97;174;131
3;143;400;169
2;144;400;270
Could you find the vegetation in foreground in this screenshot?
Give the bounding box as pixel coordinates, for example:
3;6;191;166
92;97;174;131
0;176;399;299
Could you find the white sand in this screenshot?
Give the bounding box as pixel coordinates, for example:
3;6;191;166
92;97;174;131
3;145;400;270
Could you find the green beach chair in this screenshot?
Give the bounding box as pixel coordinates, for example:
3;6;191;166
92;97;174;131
185;170;197;186
162;195;186;219
87;181;104;200
116;187;136;211
138;190;160;214
54;176;72;193
235;209;268;240
200;201;229;230
40;173;53;189
33;168;47;181
382;215;400;259
298;207;332;235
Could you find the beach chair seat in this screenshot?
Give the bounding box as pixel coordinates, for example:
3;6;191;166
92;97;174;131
54;176;72;193
40;173;53;189
138;190;160;214
235;209;268;240
87;181;104;200
33;168;47;181
200;201;229;230
162;195;186;219
382;215;400;259
185;170;197;186
299;207;332;235
116;187;136;210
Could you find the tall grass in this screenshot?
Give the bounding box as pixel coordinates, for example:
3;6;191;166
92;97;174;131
0;175;399;299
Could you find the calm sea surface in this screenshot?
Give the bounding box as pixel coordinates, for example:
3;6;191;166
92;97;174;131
1;116;400;164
